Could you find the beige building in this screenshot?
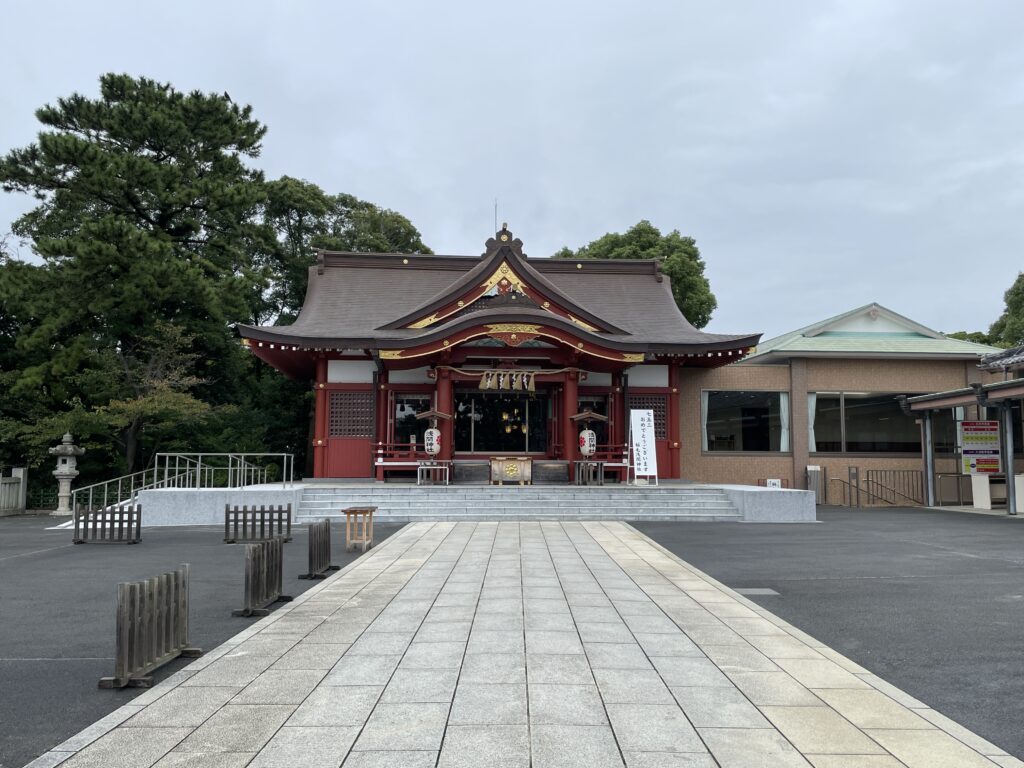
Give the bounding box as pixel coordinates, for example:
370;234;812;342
680;304;1018;498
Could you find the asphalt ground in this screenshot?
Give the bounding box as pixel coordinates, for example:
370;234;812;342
0;515;401;768
636;506;1024;759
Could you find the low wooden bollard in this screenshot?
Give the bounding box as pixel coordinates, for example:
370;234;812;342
344;506;376;552
299;519;340;580
224;504;292;543
99;563;202;688
233;537;292;617
74;505;142;544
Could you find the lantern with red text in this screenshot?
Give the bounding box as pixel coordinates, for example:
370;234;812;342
579;429;597;457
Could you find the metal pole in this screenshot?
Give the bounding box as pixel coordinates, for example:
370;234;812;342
923;410;936;507
1003;403;1017;516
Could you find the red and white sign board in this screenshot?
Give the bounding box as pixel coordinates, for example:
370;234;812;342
960;420;1001;474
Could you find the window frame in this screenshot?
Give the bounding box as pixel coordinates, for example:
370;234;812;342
700;389;793;455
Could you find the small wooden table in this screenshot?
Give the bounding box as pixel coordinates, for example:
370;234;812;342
490;457;532;485
344;506;375;552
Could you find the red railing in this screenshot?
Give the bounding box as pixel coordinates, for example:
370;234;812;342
374;442;429;463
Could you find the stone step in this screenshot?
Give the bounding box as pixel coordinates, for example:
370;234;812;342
298;501;736;511
296;511;742;523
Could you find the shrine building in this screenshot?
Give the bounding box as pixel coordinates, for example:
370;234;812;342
238;226;760;483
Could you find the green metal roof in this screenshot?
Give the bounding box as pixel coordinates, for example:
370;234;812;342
746;303;1000;361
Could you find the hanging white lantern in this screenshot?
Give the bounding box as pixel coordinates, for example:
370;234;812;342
579;428;597;457
424;427;442;455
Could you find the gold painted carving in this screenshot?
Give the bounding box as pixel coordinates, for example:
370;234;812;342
484;323;541;334
379;350;405;359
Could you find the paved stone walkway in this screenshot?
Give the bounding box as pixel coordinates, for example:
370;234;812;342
30;522;1022;768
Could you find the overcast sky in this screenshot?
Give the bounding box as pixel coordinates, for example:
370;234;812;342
2;1;1022;340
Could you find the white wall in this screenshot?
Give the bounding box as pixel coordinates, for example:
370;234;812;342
626;365;668;387
389;367;433;384
327;360;377;383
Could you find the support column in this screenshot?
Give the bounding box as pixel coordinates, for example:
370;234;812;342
611;372;625;448
790;359;809;489
436;368;454;461
1003;403;1017;515
313;358;328;478
668;364;681;479
922;410;936;507
563;371;578;464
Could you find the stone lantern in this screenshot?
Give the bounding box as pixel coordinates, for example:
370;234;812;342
49;433;85;516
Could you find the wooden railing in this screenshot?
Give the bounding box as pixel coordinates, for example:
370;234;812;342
374;442;428;463
299;519;339;580
99;563;202;688
232;537;292;617
224;504;293;543
73;505;142;544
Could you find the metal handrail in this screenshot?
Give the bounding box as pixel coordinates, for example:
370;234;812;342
72;453;295;512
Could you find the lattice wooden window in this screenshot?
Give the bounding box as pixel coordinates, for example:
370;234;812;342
627;394;667;439
329;391;374;437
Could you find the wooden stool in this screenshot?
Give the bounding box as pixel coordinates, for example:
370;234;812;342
344;506;376;552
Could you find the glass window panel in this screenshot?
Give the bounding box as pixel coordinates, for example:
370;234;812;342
527;395;549;453
454;393;474;452
704;391;787;452
811;394;842;452
932;408;959;455
843;393;920;452
392;394;430;444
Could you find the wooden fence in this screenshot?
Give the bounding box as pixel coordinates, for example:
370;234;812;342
74;505;142;544
0;467;27;516
99;563;202;688
224;504;292;543
299;519;340;580
232;537;292;617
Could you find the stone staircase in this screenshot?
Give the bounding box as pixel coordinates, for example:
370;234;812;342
296;485;742;523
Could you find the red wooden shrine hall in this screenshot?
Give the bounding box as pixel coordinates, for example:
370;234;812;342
238;226;759;481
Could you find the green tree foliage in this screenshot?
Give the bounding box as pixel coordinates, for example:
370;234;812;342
554;220;717;328
259;177;430;322
0;74;431;482
947;330;999;345
989;272;1024;348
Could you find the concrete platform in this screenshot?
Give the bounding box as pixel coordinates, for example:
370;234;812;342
133;483;815;525
28;521;1015;768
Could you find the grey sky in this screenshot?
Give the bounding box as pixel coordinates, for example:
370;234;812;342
2;1;1022;340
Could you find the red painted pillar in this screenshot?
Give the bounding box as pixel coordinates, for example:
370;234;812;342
563;371;578;464
436;368;454;461
313;357;328;478
375;369;388;481
668;362;681;479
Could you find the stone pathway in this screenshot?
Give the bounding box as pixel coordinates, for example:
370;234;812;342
29;522;1022;768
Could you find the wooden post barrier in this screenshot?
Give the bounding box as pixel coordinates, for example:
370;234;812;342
224;504;292;543
99;563;202;688
74;505;142;544
232;537;293;617
299;519;340;580
344;506;376;552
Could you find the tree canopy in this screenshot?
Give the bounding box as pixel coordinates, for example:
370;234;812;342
0;74;430;481
554;220;717;329
989;272;1024;348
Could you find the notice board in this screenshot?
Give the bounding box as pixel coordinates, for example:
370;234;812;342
960;420;1001;474
629;409;659;483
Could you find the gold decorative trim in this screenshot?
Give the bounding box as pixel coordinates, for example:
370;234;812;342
567;315;599;333
407;313;441;329
379;350;405;359
621;353;645;362
484;323;541;334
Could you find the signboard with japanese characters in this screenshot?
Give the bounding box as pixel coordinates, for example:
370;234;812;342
960;420;1001;474
629;409;659;484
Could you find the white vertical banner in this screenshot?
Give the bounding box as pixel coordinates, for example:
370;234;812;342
629;409;659;484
